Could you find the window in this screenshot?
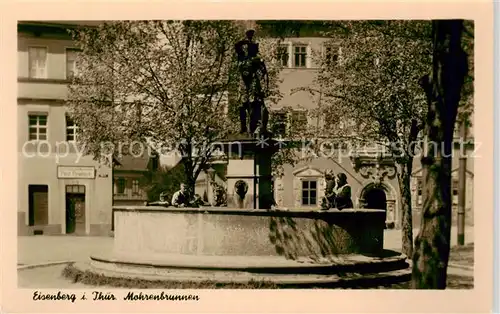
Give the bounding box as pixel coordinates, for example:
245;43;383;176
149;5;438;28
291;110;308;133
28;47;48;79
66;115;78;142
28;114;48;141
324;45;339;67
417;178;423;205
65;48;80;79
452;180;459;205
293;45;307;68
278;44;289;67
270;111;288;137
302;180;317;206
66;185;85;194
116;178;126;194
132;179;140;195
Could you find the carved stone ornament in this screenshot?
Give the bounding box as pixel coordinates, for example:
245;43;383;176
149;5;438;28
358;163;396;185
351;153;396;185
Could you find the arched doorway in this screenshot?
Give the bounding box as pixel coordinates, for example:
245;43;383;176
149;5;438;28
358;182;398;228
363;188;387;211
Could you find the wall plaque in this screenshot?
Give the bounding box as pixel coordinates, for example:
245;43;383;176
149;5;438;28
57;166;96;179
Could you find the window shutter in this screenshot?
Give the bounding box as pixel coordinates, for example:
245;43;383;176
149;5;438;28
38;48;47;77
29;47;47;78
306;44;312;68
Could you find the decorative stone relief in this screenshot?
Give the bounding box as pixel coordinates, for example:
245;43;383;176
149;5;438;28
358;163;396;186
292;165;324;178
351;153;397;186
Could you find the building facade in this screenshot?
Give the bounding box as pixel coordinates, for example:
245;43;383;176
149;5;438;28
265;33;474;228
17;21;113;236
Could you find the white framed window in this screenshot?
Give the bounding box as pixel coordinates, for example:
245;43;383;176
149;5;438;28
28;47;48;79
65;48;80;79
323;44;340;67
302;180;317;206
65;115;78;142
270;110;288;137
278;44;289;68
132;179;140;195
417;178;423;205
452;179;459;205
28;114;48;141
293;45;307;68
290;110;308;133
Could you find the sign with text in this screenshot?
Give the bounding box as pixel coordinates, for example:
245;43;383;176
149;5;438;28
57;166;96;179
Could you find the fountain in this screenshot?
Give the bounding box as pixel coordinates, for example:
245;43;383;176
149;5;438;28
67;206;410;287
65;29;411;288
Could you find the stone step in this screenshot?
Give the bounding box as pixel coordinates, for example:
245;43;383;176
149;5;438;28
90;250;409;275
66;261;412;288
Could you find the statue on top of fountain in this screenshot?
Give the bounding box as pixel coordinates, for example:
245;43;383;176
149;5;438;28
235;29;270;137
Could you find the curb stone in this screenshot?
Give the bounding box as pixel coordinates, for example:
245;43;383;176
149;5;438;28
17;261;74;270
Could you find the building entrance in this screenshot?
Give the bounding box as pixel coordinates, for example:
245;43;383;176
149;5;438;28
65;185;86;235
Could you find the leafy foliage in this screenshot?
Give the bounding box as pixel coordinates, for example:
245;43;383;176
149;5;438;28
139;164;186;202
67;20;283;195
298;21;435;256
314;21;432;149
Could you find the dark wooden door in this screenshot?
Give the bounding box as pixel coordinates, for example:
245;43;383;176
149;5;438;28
28;185;49;226
66;192;85;235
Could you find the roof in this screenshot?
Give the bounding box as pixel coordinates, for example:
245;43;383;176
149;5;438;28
114;155;151;172
19;20;103;27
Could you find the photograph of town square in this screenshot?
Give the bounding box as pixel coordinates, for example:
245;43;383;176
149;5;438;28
17;19;474;289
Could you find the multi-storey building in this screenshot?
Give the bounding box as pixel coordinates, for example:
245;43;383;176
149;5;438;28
17;21;114;236
261;25;474;228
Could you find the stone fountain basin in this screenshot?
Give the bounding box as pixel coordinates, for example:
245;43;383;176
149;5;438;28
80;207;412;287
107;207;386;263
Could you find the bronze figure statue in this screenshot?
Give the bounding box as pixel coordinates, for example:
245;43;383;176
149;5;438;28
235;29;270;136
333;173;353;210
320;171;354;211
321;170;337;210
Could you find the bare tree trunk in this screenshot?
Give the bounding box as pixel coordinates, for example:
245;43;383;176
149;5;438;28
399;119;420;258
412;20;468;289
398;157;414;258
181;157;196;201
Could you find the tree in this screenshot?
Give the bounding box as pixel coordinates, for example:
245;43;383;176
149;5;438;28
139;163;186;203
412;20;470;289
301;21;432;257
67;20;283;198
